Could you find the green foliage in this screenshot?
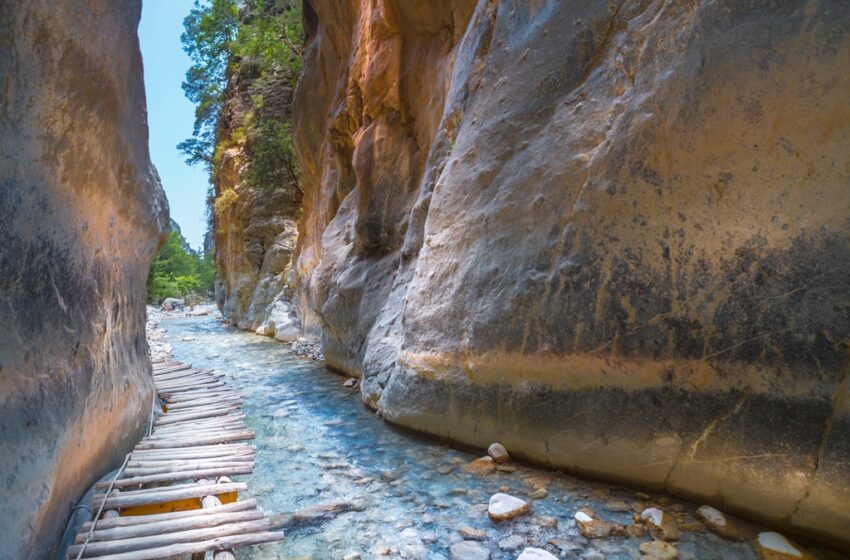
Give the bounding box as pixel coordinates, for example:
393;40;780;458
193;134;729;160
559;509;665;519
179;0;239;168
244;118;299;190
147;231;216;303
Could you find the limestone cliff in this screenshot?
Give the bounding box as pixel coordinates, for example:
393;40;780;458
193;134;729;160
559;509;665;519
0;2;168;558
213;6;303;339
292;0;850;547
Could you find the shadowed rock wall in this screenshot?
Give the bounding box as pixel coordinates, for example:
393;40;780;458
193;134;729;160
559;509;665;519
293;0;850;547
0;2;168;558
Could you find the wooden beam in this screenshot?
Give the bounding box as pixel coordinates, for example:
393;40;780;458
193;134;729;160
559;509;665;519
75;509;264;543
68;530;284;560
91;483;247;510
80;500;258;531
98;465;253;488
65;519;271;557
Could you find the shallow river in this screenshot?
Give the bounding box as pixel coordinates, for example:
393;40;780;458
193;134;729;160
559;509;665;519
159;312;780;560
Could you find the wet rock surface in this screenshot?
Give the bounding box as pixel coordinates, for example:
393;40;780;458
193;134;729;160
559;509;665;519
0;2;168;557
155;314;850;560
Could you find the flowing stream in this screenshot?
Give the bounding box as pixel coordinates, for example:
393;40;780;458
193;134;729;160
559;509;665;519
157;311;767;560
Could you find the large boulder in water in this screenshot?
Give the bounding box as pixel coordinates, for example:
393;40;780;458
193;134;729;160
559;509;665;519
0;1;168;557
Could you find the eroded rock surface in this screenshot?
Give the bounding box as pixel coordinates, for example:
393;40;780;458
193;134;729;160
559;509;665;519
0;1;168;558
292;0;850;547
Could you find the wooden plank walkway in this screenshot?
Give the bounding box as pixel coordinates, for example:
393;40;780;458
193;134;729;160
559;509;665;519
67;360;283;559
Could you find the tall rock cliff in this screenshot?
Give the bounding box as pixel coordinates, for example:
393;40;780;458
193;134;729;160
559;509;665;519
0;2;168;558
214;5;303;338
293;0;850;546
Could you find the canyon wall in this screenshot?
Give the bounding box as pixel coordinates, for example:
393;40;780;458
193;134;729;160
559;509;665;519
213;6;302;338
292;0;850;547
0;2;168;558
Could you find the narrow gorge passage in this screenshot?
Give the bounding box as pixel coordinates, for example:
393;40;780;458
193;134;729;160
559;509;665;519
2;0;849;559
151;309;767;560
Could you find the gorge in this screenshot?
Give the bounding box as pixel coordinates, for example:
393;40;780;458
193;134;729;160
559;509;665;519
1;0;849;558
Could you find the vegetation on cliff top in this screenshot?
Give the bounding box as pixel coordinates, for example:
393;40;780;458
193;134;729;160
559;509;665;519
178;0;303;192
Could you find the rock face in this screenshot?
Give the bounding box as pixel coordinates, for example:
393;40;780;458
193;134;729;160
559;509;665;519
292;0;850;547
0;2;168;558
213;4;302;339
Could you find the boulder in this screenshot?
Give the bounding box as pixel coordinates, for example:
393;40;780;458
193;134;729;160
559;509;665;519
488;493;530;522
640;508;680;541
639;541;678;560
517;548;559;560
574;509;621;539
755;532;809;560
487;443;511;463
161;297;185;311
464;456;497;476
695;505;748;541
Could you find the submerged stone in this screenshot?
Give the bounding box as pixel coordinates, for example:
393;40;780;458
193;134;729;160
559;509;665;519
640;508;679;541
450;541;491;560
488;443;511;463
517;548;558;560
639;540;678;560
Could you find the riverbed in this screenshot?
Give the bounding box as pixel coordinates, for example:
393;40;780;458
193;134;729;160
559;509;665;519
153;310;812;560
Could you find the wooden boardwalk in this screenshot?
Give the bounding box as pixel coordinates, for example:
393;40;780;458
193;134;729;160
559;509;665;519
66;360;283;559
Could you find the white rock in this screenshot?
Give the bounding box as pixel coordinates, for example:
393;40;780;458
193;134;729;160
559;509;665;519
756;532;804;559
641;507;679;541
488;442;511;463
696;505;726;527
517;548;558;560
488;493;530;521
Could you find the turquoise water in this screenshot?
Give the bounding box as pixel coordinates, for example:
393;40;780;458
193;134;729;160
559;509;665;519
160;313;769;560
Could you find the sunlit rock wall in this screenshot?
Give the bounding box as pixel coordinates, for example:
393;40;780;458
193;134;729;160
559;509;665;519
0;2;168;558
293;0;850;546
214;43;302;340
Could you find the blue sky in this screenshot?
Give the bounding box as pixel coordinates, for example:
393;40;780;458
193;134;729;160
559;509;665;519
139;0;208;250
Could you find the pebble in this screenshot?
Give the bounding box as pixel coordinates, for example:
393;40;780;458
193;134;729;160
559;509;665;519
465;456;497;475
343;378;357;387
377;546;392;555
574;509;621;539
343;553;361;560
459;526;487;540
499;485;511;493
488;442;511;463
517;548;558;560
696;505;746;541
639;541;678;560
537;515;557;528
437;465;455;475
496;464;517;473
488;493;531;521
640;507;680;541
528;488;548;500
603;500;632;512
755;532;807;560
499;535;527;550
450;540;491;560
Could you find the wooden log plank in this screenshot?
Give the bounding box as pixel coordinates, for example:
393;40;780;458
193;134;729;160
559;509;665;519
153;412;245;428
165;391;240;403
124;460;254;476
92;483;247;510
167;396;242;409
71;531;284;560
151;365;192;375
66;519;271;557
131;444;254;457
154;409;236;426
152;422;249;437
152;417;247;432
157;404;242;418
156;379;223;392
149;427;249;441
160;383;226;396
127;453;254;466
153;370;214;382
99;465;253;488
75;509;265;544
80;500;258;531
135;431;254;449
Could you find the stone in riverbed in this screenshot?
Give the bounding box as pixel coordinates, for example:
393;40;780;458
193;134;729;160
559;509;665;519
640;508;679;541
450;540;491;560
603;500;632;512
528;488;548;500
574;509;622;539
755;532;809;560
498;535;526;550
465;456;497;475
488;493;531;521
517;548;559;560
459;526;487;540
344;378;357;388
639;541;678;560
695;505;747;541
488;443;511;463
